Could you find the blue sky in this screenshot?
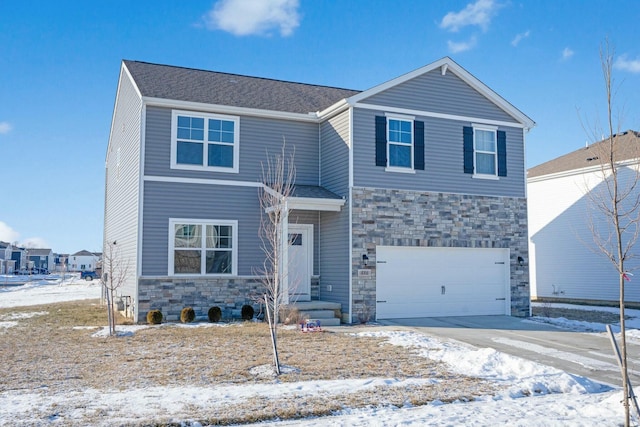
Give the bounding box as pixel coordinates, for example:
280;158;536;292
1;0;639;254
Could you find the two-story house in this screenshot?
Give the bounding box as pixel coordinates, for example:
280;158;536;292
105;57;534;323
0;241;15;274
69;250;101;272
26;248;54;273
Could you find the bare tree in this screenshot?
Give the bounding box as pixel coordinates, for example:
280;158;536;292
101;241;129;336
583;41;640;426
255;142;296;375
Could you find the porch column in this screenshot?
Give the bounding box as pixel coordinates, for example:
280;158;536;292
280;200;290;305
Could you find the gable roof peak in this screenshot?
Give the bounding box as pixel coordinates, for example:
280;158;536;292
346;56;535;129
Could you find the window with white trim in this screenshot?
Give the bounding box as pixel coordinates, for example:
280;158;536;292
387;118;413;169
171;110;239;173
474;126;497;176
169;219;238;276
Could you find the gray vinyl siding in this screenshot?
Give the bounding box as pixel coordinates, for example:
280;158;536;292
144;107;320;185
141;181;263;276
318;209;350;312
318;109;351;312
320;109;350;195
363;68;516;123
104;70;142;306
352;108;526;198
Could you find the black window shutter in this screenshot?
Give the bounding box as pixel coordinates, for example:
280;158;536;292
463;126;474;174
497;130;507;177
375;116;387;166
414;121;425;170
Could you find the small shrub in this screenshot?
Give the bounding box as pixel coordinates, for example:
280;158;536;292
281;307;304;325
180;307;196;323
241;304;254;321
147;310;163;324
208;306;222;323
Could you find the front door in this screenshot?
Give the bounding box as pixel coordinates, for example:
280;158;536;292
288;224;312;302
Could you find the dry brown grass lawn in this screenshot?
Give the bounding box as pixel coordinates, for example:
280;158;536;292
0;300;500;426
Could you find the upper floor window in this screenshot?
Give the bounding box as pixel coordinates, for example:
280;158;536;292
169;219;238;276
171;110;239;173
474;127;497;176
463;125;507;178
388;118;413;169
375;115;425;172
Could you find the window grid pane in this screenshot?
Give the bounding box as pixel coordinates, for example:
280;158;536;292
177;116;204;141
389;144;411;168
208;144;234;168
388;119;412;145
176;141;203;165
174;250;201;274
476;152;496;174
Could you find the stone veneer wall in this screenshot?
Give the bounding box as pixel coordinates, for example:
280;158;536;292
137;277;263;323
137;276;322;323
351;187;530;322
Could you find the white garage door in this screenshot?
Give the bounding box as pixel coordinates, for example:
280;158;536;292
376;246;510;319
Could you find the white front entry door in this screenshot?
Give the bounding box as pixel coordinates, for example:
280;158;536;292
288;224;312;302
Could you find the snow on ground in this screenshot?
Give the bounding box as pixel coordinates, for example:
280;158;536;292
0;274;101;308
0;281;635;426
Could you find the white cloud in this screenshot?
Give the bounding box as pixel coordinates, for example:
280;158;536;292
447;36;478;53
204;0;300;36
0;222;49;249
0;121;12;134
0;221;20;243
562;47;574;60
21;237;49;249
614;55;640;73
511;30;530;47
440;0;499;33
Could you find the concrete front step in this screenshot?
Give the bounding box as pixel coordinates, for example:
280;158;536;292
304;317;341;327
282;300;342;326
299;310;337;319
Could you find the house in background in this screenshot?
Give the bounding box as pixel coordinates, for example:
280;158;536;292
0;242;15;274
105;57;534;323
10;247;27;271
26;248;54;273
54;253;69;272
69;250;101;272
528;130;640;304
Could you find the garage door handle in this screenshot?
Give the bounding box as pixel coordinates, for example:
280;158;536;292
495;298;506;300
377;300;387;303
441;285;446;295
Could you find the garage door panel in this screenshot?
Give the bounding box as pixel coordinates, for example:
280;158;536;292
376;246;509;319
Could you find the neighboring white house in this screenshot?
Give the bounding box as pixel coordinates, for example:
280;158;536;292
528;130;640;304
69;250;101;272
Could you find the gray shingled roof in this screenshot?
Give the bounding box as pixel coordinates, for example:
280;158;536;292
528;130;640;178
291;185;342;199
72;250;97;256
26;249;52;256
123;60;361;114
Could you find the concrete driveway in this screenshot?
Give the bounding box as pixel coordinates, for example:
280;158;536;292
378;315;640;388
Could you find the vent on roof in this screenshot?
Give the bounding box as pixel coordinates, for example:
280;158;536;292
586;156;599;162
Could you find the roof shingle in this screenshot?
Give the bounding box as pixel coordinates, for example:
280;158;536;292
528;130;640;178
123;60;361;114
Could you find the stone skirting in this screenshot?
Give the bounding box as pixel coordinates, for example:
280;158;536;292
137;276;264;323
136;276;322;323
351;187;530;322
